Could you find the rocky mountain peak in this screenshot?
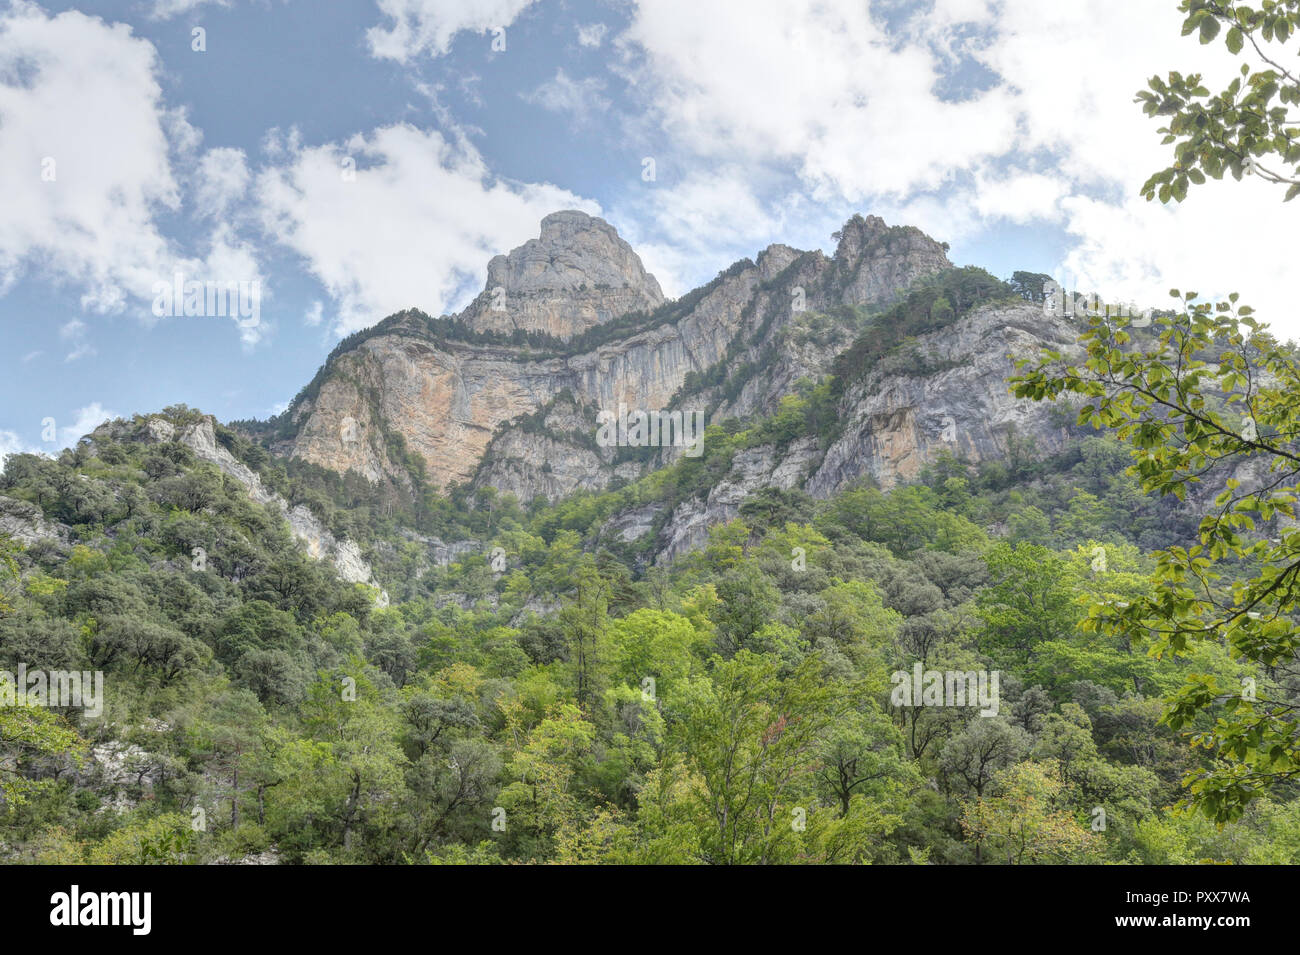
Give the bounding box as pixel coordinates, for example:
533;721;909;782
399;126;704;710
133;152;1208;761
284;210;965;498
831;213;952;306
464;209;665;340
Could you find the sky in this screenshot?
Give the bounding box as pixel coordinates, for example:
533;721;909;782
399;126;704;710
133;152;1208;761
1;0;1295;461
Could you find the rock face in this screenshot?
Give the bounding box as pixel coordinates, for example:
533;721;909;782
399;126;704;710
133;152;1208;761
832;214;952;306
0;496;68;547
613;303;1086;563
284;212;953;495
806;302;1080;494
462;210;665;340
653;437;822;564
170;417;386;600
473;399;641;503
275;213;1103;560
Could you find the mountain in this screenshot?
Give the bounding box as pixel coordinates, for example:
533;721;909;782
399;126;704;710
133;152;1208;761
1;212;1247;868
279;212;947;484
462;209;666;340
268;210;1080;564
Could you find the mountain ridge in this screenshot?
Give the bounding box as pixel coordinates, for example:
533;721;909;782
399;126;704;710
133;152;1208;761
272;211;957;500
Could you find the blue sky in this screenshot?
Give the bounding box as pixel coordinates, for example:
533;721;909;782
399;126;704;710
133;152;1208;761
1;0;1293;459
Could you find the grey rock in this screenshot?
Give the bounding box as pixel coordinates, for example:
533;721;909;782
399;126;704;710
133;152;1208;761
178;418;384;594
463;210;665;341
0;496;68;546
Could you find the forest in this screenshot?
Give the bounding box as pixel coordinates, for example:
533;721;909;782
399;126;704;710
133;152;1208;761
2;335;1296;864
5;0;1300;865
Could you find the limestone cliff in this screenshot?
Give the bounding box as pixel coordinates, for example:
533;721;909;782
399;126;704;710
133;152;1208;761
630;302;1086;562
282;212;953;498
126;416;387;600
806;303;1081;494
462;210;665;340
831;214;952;306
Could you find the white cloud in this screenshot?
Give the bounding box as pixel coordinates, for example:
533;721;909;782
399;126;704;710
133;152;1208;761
194;147;250;219
0;4;181;310
59;318;93;363
149;0;232;20
619;0;1019;202
969;171;1068;226
4;0;1289;378
200;223;270;346
874;191;981;248
0;429;36;468
968;0;1299;330
367;0;537;61
1054;181;1299;331
0;402;119;467
619;169;779;295
615;168;857;298
576;22;607;48
609;0;1300;335
521;69;610;123
593;0;1024;289
0;4;265;341
639;169;780;250
59;402;116;447
972;2;1196;190
256;123;597;334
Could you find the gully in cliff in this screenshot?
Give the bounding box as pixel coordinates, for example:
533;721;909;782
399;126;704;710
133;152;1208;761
595;405;706;458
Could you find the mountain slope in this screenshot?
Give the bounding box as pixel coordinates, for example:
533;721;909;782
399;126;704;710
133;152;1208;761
274;212;953;497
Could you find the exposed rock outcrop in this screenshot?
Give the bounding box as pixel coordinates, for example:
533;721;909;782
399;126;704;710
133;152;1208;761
806;302;1080;494
462;210;665;340
831;214;952;306
0;496;68;547
284;212;953;497
286;257;768;490
599;302;1087;564
169;417;386;600
654;437;821;563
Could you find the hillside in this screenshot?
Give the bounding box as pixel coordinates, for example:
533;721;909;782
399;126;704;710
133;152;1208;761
1;214;1295;866
267;212;954;494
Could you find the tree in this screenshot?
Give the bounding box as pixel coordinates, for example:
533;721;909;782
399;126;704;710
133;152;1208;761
288;665;408;858
1009;271;1053;304
939;717;1030;799
803;580;899;649
608;609;698;703
234;649;306;706
816;703;915;816
739;486;815;529
0;706;86;809
404;738;500;853
975;542;1079;667
85;813;198;865
1012;296;1300;821
1138;1;1300;203
496;702;595;857
711;563;779;657
560;561;611;709
184;688;268;831
214;600;304;666
400;693;479;759
0;535;19;615
676;652;847;864
960;760;1098;865
91;616;207;682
